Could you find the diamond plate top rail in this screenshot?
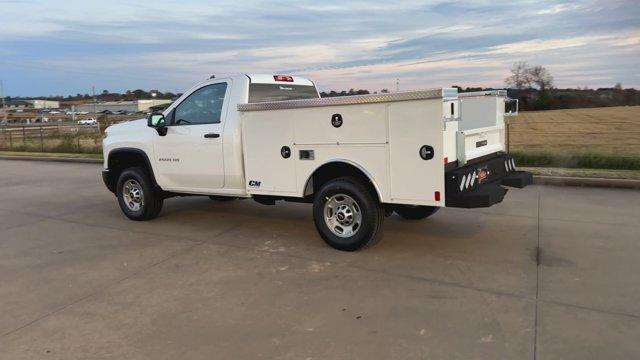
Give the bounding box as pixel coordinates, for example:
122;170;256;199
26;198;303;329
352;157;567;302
238;88;457;111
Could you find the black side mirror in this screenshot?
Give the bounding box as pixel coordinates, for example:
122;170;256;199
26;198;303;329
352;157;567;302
148;113;167;136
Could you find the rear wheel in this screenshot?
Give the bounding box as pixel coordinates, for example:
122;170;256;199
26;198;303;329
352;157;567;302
313;177;384;251
393;205;439;220
116;167;163;221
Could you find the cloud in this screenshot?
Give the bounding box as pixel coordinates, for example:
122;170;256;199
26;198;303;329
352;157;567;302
0;0;638;95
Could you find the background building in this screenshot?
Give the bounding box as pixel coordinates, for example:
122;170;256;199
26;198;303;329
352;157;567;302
74;99;172;113
4;100;32;109
3;99;60;109
28;100;60;109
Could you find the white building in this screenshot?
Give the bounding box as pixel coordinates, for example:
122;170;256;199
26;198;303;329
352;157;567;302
74;99;172;113
28;100;60;109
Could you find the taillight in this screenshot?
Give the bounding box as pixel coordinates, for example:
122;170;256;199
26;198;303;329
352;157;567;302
273;75;294;82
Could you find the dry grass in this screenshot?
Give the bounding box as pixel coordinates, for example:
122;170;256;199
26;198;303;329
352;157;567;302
508;106;640;156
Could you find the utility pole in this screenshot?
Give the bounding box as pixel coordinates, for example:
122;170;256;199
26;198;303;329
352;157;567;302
0;80;6;124
396;78;400;92
92;85;97;117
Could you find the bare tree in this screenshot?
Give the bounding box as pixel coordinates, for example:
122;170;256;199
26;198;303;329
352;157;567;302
506;62;554;90
505;62;532;89
528;65;553;90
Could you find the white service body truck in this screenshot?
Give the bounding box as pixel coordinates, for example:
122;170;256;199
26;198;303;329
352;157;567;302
102;74;531;251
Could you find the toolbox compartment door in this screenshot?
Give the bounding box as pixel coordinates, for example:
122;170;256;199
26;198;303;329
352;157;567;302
457;94;506;165
456;125;505;165
241;112;297;195
388;99;445;206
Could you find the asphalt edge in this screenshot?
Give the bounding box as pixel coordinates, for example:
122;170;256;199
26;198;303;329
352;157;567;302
0;155;103;164
533;175;640;189
2;155;639;189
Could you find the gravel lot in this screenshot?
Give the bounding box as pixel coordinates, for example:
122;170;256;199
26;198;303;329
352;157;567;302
1;160;639;359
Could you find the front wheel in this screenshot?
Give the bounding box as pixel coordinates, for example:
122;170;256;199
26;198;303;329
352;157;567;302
116;167;163;221
313;177;384;251
393;205;439;220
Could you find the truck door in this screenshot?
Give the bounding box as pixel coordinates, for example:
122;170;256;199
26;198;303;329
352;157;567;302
152;81;229;192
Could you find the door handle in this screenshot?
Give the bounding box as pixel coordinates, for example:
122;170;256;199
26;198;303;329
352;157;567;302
204;133;220;139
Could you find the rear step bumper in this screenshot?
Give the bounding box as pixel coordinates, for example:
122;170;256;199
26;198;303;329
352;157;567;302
446;183;508;208
501;171;533;188
445;154;532;208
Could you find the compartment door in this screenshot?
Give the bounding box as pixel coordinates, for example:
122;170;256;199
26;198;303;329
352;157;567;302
388;99;445;206
456;125;505;165
241;112;297;195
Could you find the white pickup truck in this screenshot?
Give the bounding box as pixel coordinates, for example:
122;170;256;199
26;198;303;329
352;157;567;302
102;74;531;251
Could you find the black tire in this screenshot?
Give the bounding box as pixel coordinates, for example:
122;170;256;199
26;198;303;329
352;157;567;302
313;177;384;251
209;195;236;202
116;167;163;221
393;205;439;220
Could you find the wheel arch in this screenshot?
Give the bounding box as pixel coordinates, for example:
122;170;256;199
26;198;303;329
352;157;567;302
303;159;383;202
105;148;160;193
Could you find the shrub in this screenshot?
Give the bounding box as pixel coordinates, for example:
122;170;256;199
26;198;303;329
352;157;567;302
512;151;640;170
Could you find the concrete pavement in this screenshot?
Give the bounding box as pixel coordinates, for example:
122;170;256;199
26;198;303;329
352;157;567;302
0;160;639;359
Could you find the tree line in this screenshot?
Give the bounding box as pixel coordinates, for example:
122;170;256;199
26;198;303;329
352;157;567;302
3;89;179;103
319;63;640;111
500;62;639;110
4;64;639;111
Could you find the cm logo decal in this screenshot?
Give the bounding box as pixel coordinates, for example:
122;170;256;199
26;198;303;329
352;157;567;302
248;180;261;187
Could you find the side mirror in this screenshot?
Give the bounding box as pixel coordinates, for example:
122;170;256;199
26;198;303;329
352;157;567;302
148;113;167;136
148;113;165;127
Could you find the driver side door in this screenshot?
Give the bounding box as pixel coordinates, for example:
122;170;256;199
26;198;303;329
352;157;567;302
152;81;229;192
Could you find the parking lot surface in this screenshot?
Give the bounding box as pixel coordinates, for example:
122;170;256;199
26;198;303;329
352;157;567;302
1;159;639;359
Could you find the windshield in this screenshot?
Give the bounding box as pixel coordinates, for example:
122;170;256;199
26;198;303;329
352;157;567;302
248;83;319;103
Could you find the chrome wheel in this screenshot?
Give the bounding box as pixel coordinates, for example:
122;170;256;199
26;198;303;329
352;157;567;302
324;194;362;238
122;179;144;212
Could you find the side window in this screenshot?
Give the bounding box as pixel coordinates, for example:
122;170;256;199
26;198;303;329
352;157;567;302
173;83;227;125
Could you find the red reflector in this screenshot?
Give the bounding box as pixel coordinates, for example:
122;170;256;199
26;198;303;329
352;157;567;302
444;157;448;164
273;75;294;82
435;191;441;201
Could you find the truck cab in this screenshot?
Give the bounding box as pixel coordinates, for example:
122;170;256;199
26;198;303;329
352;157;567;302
102;74;531;251
103;74;319;196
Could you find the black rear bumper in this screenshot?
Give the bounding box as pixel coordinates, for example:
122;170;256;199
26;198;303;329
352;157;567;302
445;154;532;208
502;170;533;188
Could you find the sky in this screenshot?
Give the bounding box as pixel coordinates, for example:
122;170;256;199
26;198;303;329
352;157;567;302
0;0;639;96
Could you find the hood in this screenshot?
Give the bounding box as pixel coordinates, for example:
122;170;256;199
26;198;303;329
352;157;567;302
105;118;147;135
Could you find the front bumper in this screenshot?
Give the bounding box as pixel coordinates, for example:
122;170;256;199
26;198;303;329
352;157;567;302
102;169;116;194
445;154;532;208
